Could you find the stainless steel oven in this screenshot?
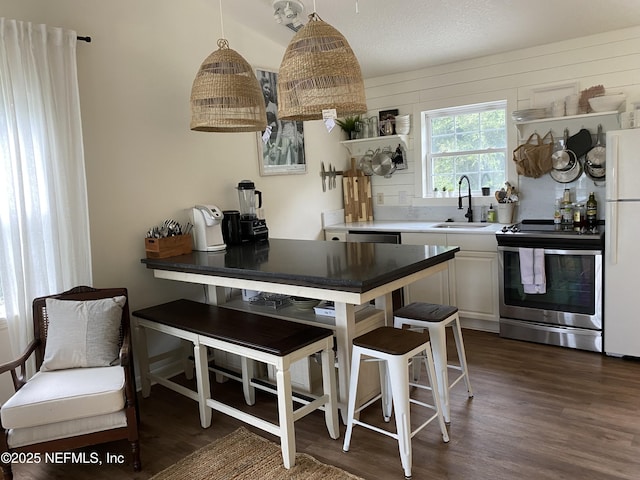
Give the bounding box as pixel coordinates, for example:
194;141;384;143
496;221;604;352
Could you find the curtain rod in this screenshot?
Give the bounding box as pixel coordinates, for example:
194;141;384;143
77;36;91;43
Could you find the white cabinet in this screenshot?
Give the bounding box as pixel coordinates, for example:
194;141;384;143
446;234;499;331
449;251;499;329
401;231;499;332
401;233;450;305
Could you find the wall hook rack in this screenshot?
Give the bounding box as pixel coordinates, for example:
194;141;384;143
320;162;343;192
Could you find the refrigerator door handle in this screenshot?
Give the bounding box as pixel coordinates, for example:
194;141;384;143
609;135;619;201
607;202;618;265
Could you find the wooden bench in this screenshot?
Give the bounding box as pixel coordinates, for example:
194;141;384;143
132;299;339;469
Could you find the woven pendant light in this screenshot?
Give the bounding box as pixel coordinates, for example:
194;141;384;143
190;38;267;132
277;12;367;121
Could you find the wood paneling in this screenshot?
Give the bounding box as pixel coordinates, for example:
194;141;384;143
364;27;640;210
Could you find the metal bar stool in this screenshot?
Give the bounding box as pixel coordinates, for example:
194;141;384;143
393;302;474;424
343;326;449;480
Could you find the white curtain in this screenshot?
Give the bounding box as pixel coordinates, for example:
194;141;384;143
0;18;92;359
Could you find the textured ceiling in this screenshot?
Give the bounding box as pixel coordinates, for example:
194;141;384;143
224;0;640;78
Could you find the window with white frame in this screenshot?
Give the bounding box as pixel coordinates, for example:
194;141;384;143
424;100;507;196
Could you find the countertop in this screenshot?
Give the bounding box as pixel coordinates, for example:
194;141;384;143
324;220;505;235
141;238;459;294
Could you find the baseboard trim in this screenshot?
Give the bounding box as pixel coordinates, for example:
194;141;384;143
460;316;499;333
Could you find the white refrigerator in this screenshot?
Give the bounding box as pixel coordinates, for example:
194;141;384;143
604;128;640;357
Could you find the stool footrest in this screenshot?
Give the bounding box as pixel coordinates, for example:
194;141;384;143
350;419;400;441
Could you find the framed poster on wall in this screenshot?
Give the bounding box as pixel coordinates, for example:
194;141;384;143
255;68;306;176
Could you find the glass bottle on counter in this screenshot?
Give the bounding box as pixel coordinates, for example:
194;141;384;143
561;201;573;226
561;189;573;227
586;192;598;231
553;198;562;227
573;203;585;231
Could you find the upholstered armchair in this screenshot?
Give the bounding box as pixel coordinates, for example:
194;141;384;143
0;286;141;479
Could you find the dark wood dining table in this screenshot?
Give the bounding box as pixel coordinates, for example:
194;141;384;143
141;238;459;416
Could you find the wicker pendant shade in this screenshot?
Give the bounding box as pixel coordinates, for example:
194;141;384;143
277;13;367;121
190;39;267;132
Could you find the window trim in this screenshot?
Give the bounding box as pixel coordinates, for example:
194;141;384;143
412;90;518;205
424;100;507;197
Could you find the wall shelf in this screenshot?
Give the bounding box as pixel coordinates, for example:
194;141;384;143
513;111;619;126
513;111;621;144
340;134;409;156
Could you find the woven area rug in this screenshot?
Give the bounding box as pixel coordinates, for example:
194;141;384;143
150;427;364;480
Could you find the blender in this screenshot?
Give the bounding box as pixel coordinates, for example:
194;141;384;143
236;180;268;242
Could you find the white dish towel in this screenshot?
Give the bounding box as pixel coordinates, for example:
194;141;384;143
519;248;546;294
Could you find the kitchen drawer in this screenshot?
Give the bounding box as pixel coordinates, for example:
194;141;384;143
446;233;497;252
401;232;447;246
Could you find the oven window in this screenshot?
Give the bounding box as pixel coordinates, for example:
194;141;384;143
502;251;596;315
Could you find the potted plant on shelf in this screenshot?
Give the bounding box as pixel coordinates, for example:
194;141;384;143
336;115;361;140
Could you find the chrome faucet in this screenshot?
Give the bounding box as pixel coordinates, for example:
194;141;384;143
458;175;473;222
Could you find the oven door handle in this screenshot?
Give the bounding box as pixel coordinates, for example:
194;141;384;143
497;246;602;256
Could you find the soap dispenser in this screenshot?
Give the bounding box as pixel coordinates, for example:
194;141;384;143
487;204;496;223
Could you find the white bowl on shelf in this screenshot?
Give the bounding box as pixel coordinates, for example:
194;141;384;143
588;93;626;112
290;297;321;310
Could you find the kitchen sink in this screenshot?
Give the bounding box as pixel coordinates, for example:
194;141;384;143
433;223;490;229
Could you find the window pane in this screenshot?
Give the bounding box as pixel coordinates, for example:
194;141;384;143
425;101;507;196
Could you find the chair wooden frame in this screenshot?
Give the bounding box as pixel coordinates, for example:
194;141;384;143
0;286;141;480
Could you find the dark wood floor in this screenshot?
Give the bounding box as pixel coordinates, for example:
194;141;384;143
7;330;640;480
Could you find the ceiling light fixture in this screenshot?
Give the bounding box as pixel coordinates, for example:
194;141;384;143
276;7;367;121
190;0;267;133
283;3;295;18
273;0;305;33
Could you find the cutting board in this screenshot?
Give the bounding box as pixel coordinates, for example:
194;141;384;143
343;158;373;222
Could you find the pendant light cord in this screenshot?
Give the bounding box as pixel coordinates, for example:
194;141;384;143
219;0;225;39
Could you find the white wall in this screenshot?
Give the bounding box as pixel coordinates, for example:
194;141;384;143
2;0;347;312
3;3;639;362
363;26;640;222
